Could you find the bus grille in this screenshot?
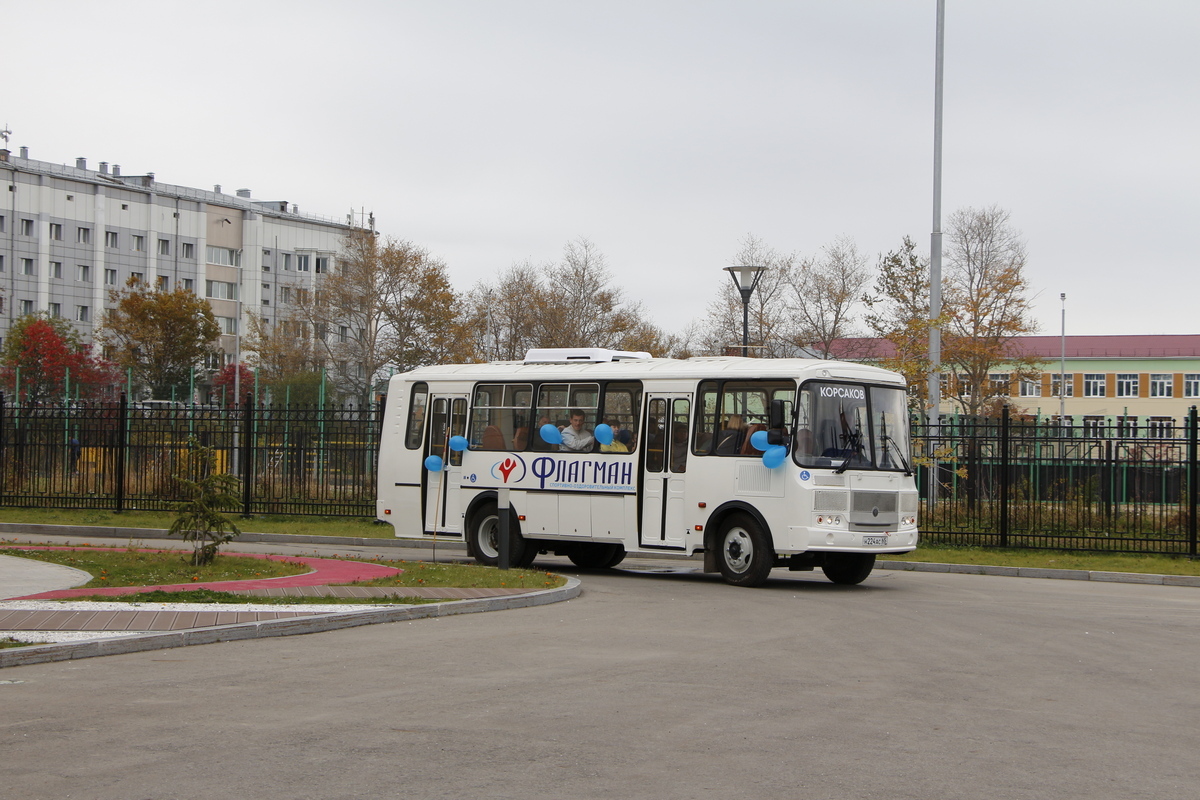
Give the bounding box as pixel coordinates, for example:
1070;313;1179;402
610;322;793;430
813;491;848;511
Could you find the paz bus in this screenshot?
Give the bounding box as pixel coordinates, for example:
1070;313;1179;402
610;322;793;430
376;348;919;587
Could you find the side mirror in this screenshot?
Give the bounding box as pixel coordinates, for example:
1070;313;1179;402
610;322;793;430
769;399;786;430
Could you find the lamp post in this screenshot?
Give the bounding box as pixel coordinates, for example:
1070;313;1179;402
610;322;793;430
724;265;768;357
1059;292;1067;426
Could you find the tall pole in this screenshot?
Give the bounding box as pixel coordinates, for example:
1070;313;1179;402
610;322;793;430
1059;293;1067;425
927;0;946;506
741;296;751;358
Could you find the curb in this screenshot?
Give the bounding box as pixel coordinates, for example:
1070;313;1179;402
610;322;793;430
0;576;581;669
877;560;1200;587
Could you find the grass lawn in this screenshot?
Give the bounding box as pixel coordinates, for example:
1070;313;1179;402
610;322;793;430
0;507;394;538
1;547;309;588
888;544;1200;576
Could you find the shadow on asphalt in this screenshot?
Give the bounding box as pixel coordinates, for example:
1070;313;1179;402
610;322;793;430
546;559;897;594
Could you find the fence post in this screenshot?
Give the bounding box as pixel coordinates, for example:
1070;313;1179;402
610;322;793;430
1188;405;1197;559
115;393;128;513
0;393;5;506
999;404;1010;547
242;393;254;518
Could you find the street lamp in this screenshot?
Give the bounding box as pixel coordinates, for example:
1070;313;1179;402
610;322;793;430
1059;292;1067;426
724;265;768;357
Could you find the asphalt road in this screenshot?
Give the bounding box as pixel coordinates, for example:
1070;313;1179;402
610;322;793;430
3;539;1200;800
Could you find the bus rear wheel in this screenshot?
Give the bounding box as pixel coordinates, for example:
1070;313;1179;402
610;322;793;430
821;553;876;585
716;513;774;587
468;503;529;569
567;543;626;569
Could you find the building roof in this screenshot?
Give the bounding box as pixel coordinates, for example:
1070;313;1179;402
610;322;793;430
826;335;1200;361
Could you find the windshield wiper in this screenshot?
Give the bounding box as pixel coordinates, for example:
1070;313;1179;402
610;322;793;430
881;434;913;476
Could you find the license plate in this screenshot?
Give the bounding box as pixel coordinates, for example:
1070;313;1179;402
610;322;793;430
862;536;888;546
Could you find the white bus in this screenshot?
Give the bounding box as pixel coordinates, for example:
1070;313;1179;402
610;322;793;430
377;348;919;587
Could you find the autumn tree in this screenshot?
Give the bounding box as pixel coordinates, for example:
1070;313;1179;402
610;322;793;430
289;231;470;406
863;236;939;409
941;206;1041;416
468;238;674;358
210;362;257;407
241;310;325;404
96;280;222;401
0;314;121;404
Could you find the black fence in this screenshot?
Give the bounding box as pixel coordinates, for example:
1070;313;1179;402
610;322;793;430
914;406;1199;556
0;394;380;517
2;393;1198;555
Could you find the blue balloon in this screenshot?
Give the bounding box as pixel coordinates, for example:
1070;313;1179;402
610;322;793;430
540;423;563;445
762;445;788;469
749;430;770;452
424;454;444;472
448;435;469;452
594;423;614;446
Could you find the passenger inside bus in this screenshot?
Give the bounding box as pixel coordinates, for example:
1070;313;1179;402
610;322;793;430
560;409;595;452
715;414;744;454
600;419;629;453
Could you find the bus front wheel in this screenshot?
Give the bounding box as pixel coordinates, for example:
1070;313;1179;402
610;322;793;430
468;504;530;568
821;553;876;585
716;513;774;587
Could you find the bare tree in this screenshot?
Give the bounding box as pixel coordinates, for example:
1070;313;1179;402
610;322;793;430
942;206;1041;416
697;234;801;357
788;235;871;358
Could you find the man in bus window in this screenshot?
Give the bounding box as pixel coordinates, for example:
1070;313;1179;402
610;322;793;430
560;409;595;452
600;420;629;453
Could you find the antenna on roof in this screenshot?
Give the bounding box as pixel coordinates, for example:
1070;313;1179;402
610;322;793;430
0;125;11;145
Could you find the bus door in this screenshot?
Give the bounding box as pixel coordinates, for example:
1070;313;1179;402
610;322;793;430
424;394;468;535
640;395;690;549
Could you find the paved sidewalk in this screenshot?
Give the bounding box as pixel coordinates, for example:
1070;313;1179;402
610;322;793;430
1;544;578;667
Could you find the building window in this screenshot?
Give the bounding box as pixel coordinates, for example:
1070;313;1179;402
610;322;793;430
132;234;145;251
217;316;238;335
0;215;5;232
988;373;1010;394
48;303;61;318
1051;374;1074;398
206;246;240;267
159;238;171;256
315;256;329;274
77;227;91;244
1116;415;1138;438
206;280;239;300
131;271;144;284
1185;374;1200;398
49;223;63;240
296;254;310;272
21;218;35;236
50;261;62;279
21;258;34;275
183;278;194;292
76;305;91;322
279;286;292;304
104;268;117;286
338;325;349;343
20;299;34;316
105;231;119;248
1083;416;1106;437
157;275;169;291
1083;374;1106;397
1149;374;1172;398
1116;374;1138;398
1147;417;1174;439
282;254;291;271
1019;378;1041;397
0;255;4;272
76;265;91;282
180;242;194;259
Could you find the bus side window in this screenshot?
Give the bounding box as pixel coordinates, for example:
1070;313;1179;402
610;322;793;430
692;381;719;455
670;398;690;473
600;381;641;453
405;382;428;449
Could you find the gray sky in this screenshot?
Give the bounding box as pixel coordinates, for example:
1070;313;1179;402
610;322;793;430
5;0;1196;340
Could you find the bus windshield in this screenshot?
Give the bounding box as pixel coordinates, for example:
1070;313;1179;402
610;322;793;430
794;382;911;473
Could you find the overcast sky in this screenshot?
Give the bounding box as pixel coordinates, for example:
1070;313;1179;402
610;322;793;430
4;0;1196;341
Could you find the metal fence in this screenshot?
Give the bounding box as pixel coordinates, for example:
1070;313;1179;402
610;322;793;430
2;393;1198;555
914;406;1199;556
0;394;380;517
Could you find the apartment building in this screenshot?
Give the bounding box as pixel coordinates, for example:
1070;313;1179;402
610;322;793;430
0;144;367;387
